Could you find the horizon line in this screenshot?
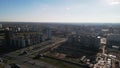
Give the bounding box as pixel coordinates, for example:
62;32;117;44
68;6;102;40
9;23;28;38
0;21;120;24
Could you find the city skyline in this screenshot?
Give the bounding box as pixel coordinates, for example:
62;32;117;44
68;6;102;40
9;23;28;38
0;0;120;23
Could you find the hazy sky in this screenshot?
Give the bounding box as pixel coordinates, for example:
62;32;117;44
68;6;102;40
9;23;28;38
0;0;120;23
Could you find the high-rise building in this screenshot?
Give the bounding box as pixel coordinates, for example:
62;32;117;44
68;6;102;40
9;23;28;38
0;24;2;28
43;27;52;40
107;34;120;48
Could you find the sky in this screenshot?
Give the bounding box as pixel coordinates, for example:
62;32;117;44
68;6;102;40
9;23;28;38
0;0;120;23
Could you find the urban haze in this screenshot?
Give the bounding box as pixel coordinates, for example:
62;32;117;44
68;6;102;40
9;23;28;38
0;0;120;68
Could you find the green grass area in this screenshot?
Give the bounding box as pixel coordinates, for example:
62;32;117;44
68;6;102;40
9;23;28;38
28;53;37;58
0;58;10;68
0;63;5;68
3;59;9;63
39;57;79;68
0;36;4;39
13;50;21;55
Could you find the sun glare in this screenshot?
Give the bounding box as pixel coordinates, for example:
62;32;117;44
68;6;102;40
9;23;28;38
106;0;120;5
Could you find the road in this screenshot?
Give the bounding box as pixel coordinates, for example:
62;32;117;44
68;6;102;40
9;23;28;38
30;38;67;55
94;44;120;68
2;38;67;68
